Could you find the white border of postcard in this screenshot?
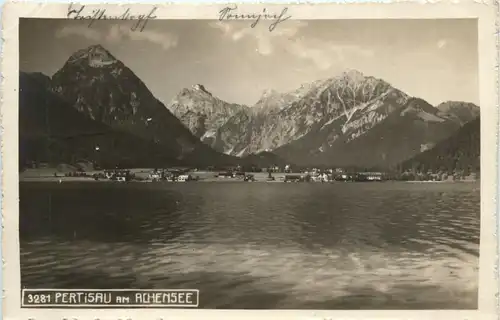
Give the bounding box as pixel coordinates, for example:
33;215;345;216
2;2;498;320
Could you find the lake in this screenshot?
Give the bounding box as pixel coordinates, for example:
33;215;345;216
19;181;480;309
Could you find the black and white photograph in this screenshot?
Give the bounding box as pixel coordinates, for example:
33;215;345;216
15;12;487;310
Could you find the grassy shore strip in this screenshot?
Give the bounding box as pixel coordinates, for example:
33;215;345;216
19;169;288;182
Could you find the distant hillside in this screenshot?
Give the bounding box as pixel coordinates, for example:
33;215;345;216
401;117;480;174
240;151;291;168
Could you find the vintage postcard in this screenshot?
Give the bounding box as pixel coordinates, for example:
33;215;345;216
1;1;498;320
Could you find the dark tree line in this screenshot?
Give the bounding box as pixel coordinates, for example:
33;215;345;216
401;117;480;176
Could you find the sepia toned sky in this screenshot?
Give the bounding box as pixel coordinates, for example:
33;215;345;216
20;18;479;106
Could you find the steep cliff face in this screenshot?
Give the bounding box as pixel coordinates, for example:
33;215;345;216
167;84;247;151
49;44;236;166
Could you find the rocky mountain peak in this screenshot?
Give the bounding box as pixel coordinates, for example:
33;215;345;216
260;89;280;98
254;89;286;110
335;69;366;85
436;101;480;125
167;84;247;147
67;44;118;68
192;84;212;96
48;45;241;166
176;84;214;100
342;69;365;79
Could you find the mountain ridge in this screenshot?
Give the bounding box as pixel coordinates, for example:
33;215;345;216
168;69;478;168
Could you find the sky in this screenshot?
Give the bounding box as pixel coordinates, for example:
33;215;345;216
19;18;479;106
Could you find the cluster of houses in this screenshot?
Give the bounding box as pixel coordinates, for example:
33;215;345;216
215;171;257;181
283;170;384;183
86;167;476;183
148;168;197;182
68;165;480;183
212;167;385;183
92;169;133;182
64;170;90;178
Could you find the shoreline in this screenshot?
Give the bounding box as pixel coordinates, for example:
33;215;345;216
19;176;479;184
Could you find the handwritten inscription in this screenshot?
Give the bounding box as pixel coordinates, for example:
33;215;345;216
218;5;291;31
67;3;157;32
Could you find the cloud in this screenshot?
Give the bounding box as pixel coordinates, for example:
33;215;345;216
56;25;102;41
210;20;307;46
106;25;178;50
210;21;373;70
286;37;374;70
56;24;178;51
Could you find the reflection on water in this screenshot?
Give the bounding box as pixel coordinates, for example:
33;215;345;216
20;182;480;309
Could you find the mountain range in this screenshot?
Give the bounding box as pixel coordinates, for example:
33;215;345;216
19;44;480;171
167;70;479;169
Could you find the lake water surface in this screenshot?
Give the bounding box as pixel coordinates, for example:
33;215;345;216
20;181;480;309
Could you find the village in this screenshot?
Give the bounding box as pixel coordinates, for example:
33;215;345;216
139;166;385;183
46;163;476;183
19;158;480;183
19;158;479;183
